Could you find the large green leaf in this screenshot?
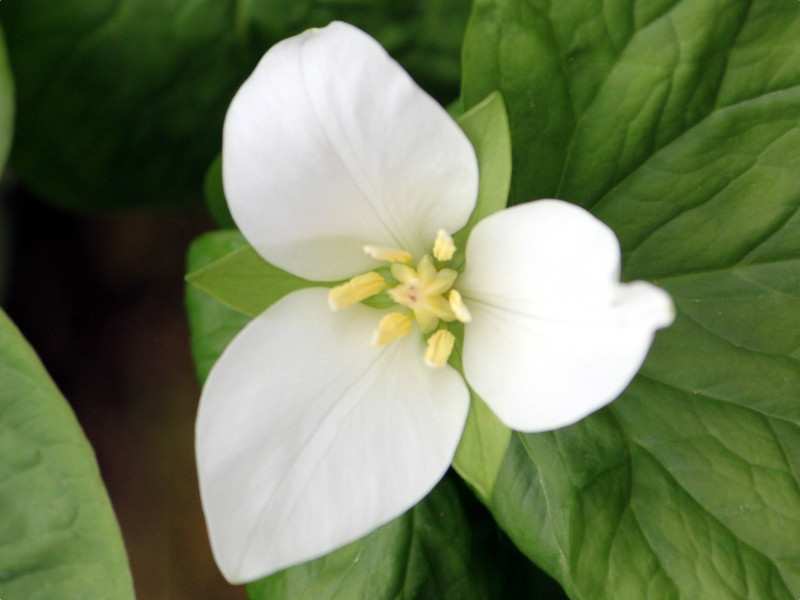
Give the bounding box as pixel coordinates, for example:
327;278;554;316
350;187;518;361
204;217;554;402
0;23;14;297
185;232;567;599
246;475;532;600
0;309;135;599
459;0;800;598
2;0;470;210
0;23;13;171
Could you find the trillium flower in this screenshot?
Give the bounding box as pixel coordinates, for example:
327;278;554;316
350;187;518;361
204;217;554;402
196;21;675;584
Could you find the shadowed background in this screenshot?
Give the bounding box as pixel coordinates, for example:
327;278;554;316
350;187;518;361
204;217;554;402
2;176;246;600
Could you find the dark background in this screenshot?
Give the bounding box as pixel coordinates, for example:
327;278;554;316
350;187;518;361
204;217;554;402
2;174;247;600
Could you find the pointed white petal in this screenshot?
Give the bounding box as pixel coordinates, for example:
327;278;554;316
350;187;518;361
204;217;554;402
223;22;478;281
196;288;469;583
458;201;674;432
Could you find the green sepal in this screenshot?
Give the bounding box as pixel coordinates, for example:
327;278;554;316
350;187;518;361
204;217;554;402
185;232;330;318
450;91;512;269
446;323;512;503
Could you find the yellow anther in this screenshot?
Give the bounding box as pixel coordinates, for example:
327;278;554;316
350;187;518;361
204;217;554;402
448;290;472;323
424;330;456;368
363;245;412;263
371;312;412;347
328;272;385;310
433;229;456;262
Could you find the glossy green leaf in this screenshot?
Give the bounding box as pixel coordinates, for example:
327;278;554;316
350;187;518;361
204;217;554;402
185;233;567;599
2;0;470;210
0;309;135;599
459;0;800;598
246;475;534;600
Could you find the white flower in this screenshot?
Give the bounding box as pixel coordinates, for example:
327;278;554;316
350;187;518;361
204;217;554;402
196;21;674;584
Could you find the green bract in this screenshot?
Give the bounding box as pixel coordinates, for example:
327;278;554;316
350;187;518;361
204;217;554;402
460;0;800;598
0;310;135;599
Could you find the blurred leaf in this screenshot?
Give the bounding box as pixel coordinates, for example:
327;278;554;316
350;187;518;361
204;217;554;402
204;154;235;228
0;23;13;171
0;309;135;599
2;0;470;210
458;0;800;599
0;24;13;298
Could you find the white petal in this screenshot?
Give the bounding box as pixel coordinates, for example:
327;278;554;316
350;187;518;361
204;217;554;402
223;22;478;281
458;201;674;432
196;288;469;583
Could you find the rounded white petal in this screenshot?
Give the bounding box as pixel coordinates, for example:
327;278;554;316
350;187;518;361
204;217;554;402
223;22;478;281
196;288;469;583
458;200;674;432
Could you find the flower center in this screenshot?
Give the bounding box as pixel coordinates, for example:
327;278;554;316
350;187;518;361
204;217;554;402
328;229;471;368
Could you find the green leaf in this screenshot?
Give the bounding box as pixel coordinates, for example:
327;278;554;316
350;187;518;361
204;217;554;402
459;1;800;598
204;154;236;229
0;23;14;172
2;0;470;210
185;233;567;599
186;232;325;318
0;309;135;599
246;475;529;600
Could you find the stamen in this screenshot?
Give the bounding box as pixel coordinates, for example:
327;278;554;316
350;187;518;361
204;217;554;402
328;272;385;310
371;313;412;347
433;229;456;262
424;330;456;368
363;245;412;263
448;290;472;323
